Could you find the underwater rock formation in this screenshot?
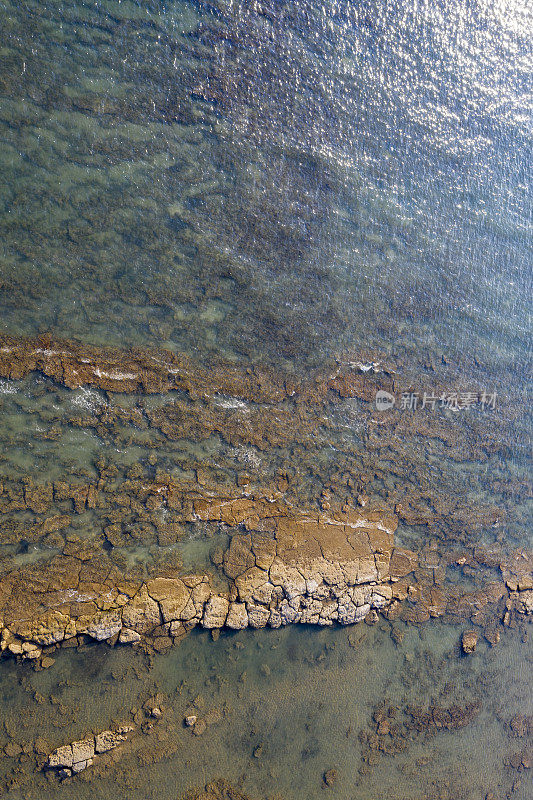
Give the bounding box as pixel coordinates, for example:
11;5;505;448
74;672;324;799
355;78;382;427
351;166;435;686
0;507;407;653
46;725;133;778
0;334;530;662
0;493;530;660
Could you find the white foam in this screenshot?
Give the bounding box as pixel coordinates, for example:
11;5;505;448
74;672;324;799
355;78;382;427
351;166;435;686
93;368;138;380
70;387;105;413
214;395;250;411
0;380;17;395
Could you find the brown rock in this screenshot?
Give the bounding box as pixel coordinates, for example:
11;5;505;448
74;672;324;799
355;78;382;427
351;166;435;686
461;630;479;653
509;715;529;738
121;587;161;633
389;548;418;578
4;742;22;758
323;768;338;787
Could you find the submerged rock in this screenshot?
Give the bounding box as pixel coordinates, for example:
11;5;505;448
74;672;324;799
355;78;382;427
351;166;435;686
47;726;133;776
461;630;478;654
323;768;338;786
182;779;256;800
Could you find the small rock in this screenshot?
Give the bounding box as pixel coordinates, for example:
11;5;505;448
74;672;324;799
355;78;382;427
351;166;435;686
192;719;207;736
21;642;42;659
184;715;197;727
48;744;73;769
509;714;528;738
94;729;128;754
34;737;49;755
253;744;263;758
461;630;478;654
4;742;22;758
151;707;162;719
41;657;56;669
323;768;337;787
119;628;141;645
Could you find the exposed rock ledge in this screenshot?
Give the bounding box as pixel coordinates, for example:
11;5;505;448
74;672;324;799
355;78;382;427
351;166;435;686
1;509;415;656
2;505;530;660
46;726;133;778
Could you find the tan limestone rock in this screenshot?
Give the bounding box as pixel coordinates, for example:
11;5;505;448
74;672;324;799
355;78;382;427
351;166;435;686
462;630;478;653
389;548;419;578
234;566;270;601
251;534;277;570
225;602;249;629
83;610;122;641
223;534;255;579
48;745;74;769
71;740;95;764
202;596;229;628
246;604;270;628
95;729;129;754
118;628;141;644
121;587;161;633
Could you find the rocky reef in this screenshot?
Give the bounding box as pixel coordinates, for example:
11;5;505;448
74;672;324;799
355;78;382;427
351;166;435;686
0;328;529;799
0;334;531;666
46;726;133;778
0;505;406;657
0;484;531;663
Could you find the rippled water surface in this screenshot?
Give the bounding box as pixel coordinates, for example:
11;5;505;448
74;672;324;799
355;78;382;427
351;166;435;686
0;1;531;798
1;0;531;368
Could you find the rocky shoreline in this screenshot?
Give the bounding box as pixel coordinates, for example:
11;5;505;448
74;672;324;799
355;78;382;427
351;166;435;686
0;336;530;800
0;505;404;658
0;496;531;663
0;334;531;666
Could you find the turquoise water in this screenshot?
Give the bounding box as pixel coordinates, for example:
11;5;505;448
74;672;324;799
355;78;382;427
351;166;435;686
0;1;531;798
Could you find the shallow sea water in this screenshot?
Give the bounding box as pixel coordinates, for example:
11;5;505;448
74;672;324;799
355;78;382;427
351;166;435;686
0;620;531;800
0;1;531;798
0;0;530;370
